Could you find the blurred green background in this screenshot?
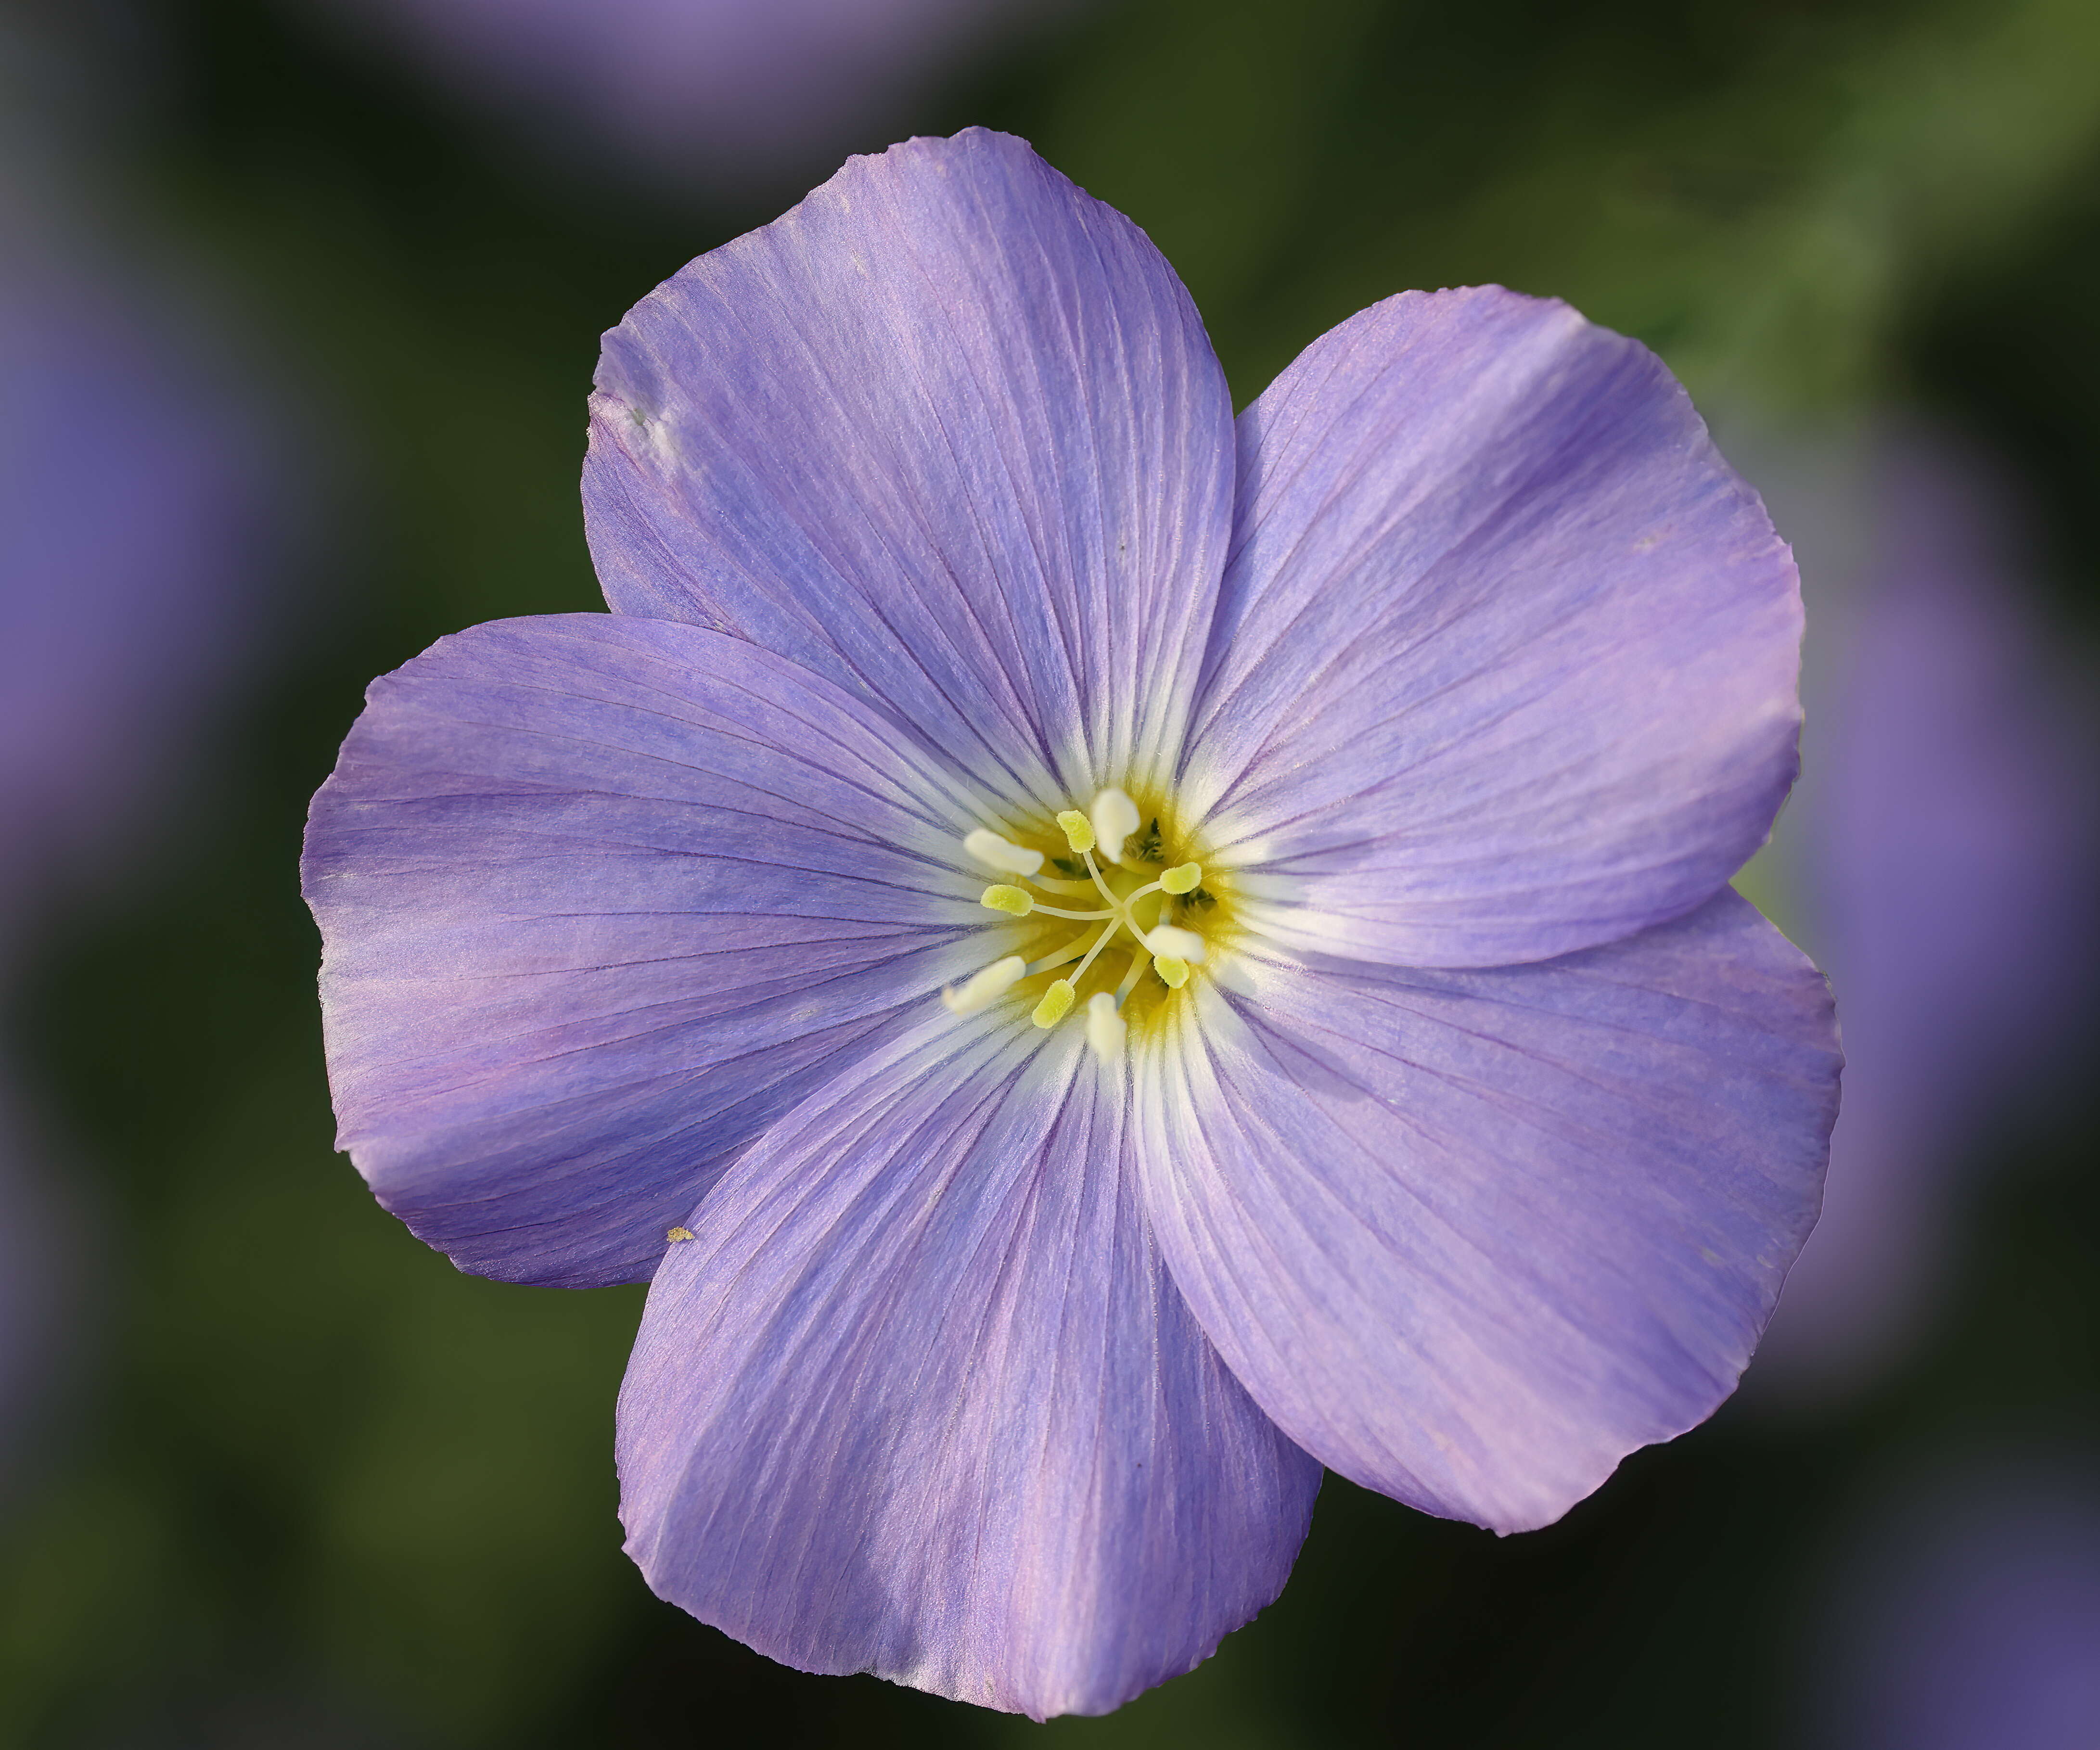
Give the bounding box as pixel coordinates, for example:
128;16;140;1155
2;0;2096;1743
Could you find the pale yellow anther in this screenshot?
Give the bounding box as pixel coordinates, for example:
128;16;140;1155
941;955;1026;1017
1090;788;1141;864
1161;862;1202;894
963;828;1044;877
1154;956;1191;988
666;1226;696;1243
1145;923;1207;964
1032;979;1076;1029
1055;810;1096;854
1085;991;1126;1062
979;884;1034;917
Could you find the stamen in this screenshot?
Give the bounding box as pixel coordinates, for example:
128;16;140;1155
1079;847;1120;908
1055;810;1096;854
1143;923;1207;964
1085;991;1126;1061
1065;920;1120;989
979;884;1034;917
940;955;1026;1016
1025;938;1090;976
1090;789;1140;865
1032;979;1076;1029
953;798;1214;1035
1021;871;1097;896
963;829;1045;877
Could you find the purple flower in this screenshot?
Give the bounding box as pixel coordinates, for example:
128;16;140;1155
303;130;1841;1717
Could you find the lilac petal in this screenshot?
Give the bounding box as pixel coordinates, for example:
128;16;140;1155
302;613;988;1289
584;128;1233;807
1185;287;1802;969
1138;891;1838;1533
617;1017;1319;1719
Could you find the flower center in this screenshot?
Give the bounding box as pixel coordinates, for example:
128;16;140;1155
941;787;1225;1059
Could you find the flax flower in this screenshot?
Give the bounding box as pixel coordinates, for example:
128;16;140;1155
303;129;1840;1718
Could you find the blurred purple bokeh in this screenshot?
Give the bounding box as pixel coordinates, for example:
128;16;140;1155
1;49;306;1475
1812;1451;2100;1749
1747;425;2096;1393
300;0;1084;193
0;269;291;936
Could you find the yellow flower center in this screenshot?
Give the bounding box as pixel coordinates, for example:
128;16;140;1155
941;787;1231;1059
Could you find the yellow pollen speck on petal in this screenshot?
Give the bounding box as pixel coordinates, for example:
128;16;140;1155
1161;862;1202;894
666;1226;695;1243
1032;979;1076;1028
979;884;1034;916
1055;810;1096;854
1154;956;1190;988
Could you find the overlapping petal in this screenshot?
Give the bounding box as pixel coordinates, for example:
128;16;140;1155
303;614;987;1288
1183;287;1803;969
584;128;1234;808
1136;891;1838;1533
617;1015;1320;1719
